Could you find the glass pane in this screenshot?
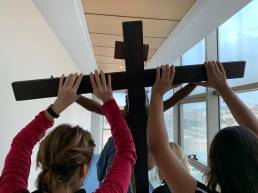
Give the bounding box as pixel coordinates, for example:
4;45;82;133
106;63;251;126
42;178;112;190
182;39;206;65
164;90;174;141
103;116;110;130
102;129;112;148
220;90;258;128
181;102;207;165
189;165;205;183
113;92;126;108
148;88;174;140
182;39;206;95
165;108;173;141
102;92;126;148
219;0;258;87
102;117;112;148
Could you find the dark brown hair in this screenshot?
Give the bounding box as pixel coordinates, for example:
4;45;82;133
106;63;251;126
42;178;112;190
36;124;95;192
206;126;258;193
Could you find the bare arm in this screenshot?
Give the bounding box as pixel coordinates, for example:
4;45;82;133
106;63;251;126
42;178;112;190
203;61;258;136
163;83;197;112
76;95;104;115
147;65;196;193
220;86;258;135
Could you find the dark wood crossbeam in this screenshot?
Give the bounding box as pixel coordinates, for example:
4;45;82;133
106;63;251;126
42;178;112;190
12;61;245;101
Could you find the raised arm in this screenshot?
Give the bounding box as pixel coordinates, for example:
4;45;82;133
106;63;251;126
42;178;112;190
201;61;258;136
0;73;83;193
76;95;104;115
89;71;136;193
163;83;197;112
147;65;197;193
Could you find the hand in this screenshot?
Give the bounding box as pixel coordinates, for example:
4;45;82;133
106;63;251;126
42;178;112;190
90;70;113;103
152;65;175;97
52;73;83;114
196;61;228;91
50;74;83;101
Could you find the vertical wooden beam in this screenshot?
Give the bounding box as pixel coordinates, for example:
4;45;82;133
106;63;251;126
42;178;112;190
123;21;149;193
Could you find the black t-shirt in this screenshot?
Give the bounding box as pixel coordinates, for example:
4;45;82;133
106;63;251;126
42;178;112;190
196;182;218;193
152;182;218;193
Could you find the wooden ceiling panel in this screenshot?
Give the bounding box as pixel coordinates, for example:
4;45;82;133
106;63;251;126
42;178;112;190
81;0;196;70
93;46;115;57
144;37;165;49
86;14;178;38
101;69;124;73
98;63;124;68
96;56;124;64
82;0;195;20
149;50;156;56
93;48;156;62
90;33;122;48
98;63;125;72
90;33;165;50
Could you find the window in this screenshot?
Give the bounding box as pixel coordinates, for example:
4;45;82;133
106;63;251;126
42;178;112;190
102;118;112;146
220;90;258;128
164;90;174;140
113;92;127;108
219;0;258;87
182;39;206;66
147;88;174;141
189;165;205;183
181;102;207;165
165;108;173;141
182;39;206;95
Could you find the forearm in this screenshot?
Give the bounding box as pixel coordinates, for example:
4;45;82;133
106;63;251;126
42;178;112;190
148;94;169;153
148;94;196;193
76;95;103;115
219;85;258;136
101;100;136;159
163;84;196;111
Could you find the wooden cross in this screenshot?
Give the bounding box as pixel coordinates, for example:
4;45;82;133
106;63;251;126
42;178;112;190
12;21;246;193
118;21;149;193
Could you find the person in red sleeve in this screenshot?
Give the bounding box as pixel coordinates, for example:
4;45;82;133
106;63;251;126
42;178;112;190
0;70;136;193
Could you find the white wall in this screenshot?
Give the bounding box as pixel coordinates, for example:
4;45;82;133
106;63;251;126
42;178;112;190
33;0;97;74
0;0;92;191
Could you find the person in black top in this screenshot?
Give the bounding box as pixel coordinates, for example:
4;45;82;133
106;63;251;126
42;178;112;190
148;61;258;193
152;142;190;193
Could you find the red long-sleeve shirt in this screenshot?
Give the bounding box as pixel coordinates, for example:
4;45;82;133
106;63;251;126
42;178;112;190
0;99;136;193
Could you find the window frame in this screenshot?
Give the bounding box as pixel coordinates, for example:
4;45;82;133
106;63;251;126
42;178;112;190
175;18;258;174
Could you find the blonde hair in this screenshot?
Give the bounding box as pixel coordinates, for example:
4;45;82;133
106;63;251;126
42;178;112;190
169;142;189;171
36;124;95;192
158;142;189;183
